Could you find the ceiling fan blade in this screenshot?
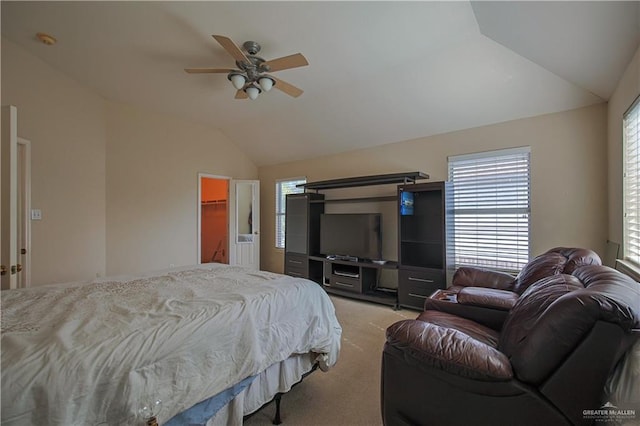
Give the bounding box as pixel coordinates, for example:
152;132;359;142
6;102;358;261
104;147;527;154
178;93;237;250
184;68;234;74
235;89;248;99
212;35;250;64
264;53;309;72
272;76;304;98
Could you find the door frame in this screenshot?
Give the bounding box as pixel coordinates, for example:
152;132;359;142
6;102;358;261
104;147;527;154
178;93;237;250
1;105;17;290
197;173;230;264
17;137;31;288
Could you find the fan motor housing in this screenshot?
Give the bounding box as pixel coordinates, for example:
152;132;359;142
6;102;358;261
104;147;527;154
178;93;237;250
243;41;261;55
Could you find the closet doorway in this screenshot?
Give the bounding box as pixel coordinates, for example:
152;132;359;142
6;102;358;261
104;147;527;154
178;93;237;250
199;175;229;264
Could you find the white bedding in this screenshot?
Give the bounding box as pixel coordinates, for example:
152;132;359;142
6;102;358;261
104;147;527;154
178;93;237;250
209;352;316;426
1;264;342;425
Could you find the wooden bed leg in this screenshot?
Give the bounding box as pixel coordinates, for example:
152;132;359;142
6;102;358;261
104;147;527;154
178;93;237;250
272;393;282;425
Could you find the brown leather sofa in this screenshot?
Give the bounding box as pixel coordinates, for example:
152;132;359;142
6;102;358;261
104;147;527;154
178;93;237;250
424;247;602;329
381;265;640;426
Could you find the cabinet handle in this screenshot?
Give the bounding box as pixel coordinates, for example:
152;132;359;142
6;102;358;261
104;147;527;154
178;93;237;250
408;277;434;283
335;281;354;288
289;260;303;264
408;293;429;299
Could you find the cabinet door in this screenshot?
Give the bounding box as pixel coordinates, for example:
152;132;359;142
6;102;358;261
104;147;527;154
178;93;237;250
285;253;309;278
285;195;308;254
398;268;444;309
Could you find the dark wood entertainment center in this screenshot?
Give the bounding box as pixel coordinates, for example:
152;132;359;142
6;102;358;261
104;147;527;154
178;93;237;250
284;172;448;310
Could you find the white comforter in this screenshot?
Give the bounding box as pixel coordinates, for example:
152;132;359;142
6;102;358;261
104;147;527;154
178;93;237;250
1;264;342;425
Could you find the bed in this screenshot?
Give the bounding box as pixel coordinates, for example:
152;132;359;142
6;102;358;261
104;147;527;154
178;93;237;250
1;263;342;425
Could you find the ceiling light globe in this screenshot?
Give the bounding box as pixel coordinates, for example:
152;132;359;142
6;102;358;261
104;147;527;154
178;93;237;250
258;77;274;92
229;74;246;90
245;86;260;100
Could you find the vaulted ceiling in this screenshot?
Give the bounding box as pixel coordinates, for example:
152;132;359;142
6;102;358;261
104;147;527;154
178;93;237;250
2;1;639;166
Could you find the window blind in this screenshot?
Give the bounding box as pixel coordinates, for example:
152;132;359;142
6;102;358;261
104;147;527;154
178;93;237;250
448;147;531;273
624;96;640;266
275;178;306;248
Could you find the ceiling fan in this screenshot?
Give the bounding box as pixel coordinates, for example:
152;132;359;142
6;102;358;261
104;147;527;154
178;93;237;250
185;35;309;100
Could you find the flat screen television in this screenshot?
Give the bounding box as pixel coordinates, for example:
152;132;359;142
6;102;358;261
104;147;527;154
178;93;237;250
320;213;382;261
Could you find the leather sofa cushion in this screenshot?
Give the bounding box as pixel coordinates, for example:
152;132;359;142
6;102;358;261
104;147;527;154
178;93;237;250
457;287;519;311
416;310;500;347
572;265;640;327
513;252;567;294
499;268;639;385
451;267;515;290
387;314;512;381
513;247;601;294
558;247;605;275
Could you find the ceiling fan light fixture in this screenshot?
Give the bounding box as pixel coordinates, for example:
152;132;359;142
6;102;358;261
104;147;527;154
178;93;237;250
258;76;275;92
228;72;246;90
245;85;261;100
187;35;308;100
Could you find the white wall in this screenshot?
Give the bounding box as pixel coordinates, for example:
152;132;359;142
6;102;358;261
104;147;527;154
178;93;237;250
1;37;107;285
2;37;258;284
105;102;257;275
608;44;640;250
259;104;608;274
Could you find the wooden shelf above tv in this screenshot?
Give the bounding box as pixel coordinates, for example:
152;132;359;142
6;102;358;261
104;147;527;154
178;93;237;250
298;171;429;191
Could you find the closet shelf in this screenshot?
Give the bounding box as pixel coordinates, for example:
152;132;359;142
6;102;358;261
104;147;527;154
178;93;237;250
201;199;227;205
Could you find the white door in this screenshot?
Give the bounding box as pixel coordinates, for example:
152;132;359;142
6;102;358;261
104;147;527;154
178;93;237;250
228;180;260;269
1;105;18;290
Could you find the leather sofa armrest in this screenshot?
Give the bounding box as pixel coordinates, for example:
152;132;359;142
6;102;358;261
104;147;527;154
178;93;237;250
422;297;510;330
452;267;516;290
457;287;519;311
386;319;513;381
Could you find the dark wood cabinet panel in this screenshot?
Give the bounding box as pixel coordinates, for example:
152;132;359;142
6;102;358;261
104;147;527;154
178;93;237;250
282;172;446;310
397;182;448;310
285;193;324;256
284;193;323;279
284;253;308;277
398;268;444;309
284;193;324;279
318;257;396;305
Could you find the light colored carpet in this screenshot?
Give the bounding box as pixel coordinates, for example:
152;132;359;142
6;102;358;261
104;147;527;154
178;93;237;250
244;295;417;426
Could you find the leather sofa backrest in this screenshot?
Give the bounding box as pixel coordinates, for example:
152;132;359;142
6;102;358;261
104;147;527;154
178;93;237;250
499;265;639;386
512;247;602;295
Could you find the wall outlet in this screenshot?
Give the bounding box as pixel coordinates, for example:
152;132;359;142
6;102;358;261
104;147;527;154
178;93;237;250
31;209;42;220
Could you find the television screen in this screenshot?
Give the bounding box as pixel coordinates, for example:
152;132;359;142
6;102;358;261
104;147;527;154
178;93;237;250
320;213;382;260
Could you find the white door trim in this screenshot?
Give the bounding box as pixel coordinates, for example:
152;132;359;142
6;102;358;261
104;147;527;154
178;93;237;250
17;137;31;288
1;105;18;290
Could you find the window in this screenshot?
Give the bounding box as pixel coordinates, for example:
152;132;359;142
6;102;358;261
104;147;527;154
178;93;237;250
623;96;640;266
275;177;306;249
448;147;531;273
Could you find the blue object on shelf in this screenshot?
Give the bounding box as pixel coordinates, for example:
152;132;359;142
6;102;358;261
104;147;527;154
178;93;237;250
400;191;414;216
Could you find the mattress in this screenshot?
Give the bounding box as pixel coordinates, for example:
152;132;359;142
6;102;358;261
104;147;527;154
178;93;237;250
1;263;342;425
